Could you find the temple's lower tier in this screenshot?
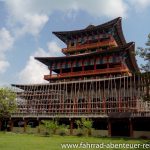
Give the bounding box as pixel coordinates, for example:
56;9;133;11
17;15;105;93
1;117;150;138
9;73;150;137
12;74;150;115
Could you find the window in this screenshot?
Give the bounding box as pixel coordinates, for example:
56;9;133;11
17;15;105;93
71;42;74;47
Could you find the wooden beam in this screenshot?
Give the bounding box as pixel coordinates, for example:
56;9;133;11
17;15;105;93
0;120;2;131
129;119;133;137
69;118;74;135
108;119;111;137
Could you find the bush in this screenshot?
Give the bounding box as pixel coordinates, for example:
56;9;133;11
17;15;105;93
26;125;33;134
75;118;93;136
41;120;59;135
76;131;84;137
43;131;50;137
58;124;69;136
59;131;66;136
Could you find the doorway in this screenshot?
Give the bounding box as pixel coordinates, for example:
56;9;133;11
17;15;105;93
111;120;130;137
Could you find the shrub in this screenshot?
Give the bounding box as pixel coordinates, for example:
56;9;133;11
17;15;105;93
41;120;59;136
76;129;84;137
58;124;69;136
75;118;93;136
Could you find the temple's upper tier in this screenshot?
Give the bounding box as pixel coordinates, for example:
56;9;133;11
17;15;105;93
35;42;139;73
34;17;139;82
53;17;126;48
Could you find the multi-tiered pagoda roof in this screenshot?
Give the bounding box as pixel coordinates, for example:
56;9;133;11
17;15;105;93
53;17;126;46
36;17;139;82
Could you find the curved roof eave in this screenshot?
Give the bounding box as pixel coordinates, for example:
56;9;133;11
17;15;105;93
126;43;139;72
35;42;135;66
53;17;126;45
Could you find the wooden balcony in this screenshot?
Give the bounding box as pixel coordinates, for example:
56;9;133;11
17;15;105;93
62;40;117;54
44;67;130;80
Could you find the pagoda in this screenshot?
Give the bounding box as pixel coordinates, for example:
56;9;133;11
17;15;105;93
2;17;149;138
35;17;139;82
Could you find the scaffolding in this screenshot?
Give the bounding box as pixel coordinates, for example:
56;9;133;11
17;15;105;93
12;73;150;118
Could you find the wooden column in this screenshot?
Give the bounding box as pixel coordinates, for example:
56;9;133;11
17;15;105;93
82;60;84;71
102;79;106;113
24;119;27;133
88;97;91;113
70;118;74;135
9;120;14;131
102;96;106;113
118;97;122;112
37;120;41;134
0;120;2;131
59;62;62;75
50;66;52;77
129;119;133;137
108;119;111;137
120;57;124;68
71;62;73;72
107;56;109;68
94;57;96;70
60;68;62;75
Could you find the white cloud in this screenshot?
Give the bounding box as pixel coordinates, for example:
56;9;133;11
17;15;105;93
0;60;9;74
18;41;61;84
5;0;128;38
76;0;128;18
5;0;128;18
128;0;150;10
15;14;49;37
5;0;49;37
0;28;14;73
0;28;14;53
4;0;150;38
18;48;49;84
47;41;63;56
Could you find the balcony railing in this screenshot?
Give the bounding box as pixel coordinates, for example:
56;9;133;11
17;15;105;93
44;67;130;80
62;40;118;54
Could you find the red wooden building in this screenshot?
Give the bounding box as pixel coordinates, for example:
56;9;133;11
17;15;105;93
2;17;150;138
36;17;138;82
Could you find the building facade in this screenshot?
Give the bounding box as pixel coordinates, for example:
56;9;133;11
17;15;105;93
1;17;150;138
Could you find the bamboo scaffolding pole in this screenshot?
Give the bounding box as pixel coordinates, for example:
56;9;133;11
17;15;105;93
11;73;150;117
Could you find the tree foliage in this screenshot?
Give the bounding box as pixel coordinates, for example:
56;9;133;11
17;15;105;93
58;124;69;136
41;120;59;135
0;88;17;119
81;118;93;130
137;34;150;72
75;118;93;136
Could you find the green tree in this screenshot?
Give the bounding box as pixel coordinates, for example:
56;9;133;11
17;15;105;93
41;120;59;135
75;120;82;129
81;118;93;136
136;34;150;101
75;118;93;136
0;88;17;119
137;34;150;72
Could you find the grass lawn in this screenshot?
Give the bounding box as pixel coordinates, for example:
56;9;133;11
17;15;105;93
0;132;149;150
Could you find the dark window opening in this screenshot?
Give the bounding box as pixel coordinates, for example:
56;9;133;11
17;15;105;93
111;120;130;137
91;49;96;52
133;120;150;131
93;120;107;130
73;67;82;72
84;65;94;71
71;42;75;47
96;64;107;69
109;63;121;68
62;68;71;73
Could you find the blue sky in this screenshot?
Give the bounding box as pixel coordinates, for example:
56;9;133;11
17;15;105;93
0;0;150;85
